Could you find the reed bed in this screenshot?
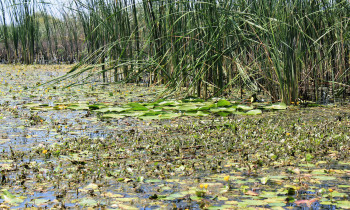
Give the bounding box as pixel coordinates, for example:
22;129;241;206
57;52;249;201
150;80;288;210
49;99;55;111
0;0;349;103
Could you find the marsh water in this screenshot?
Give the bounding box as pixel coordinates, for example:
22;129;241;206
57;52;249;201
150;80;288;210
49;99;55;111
0;65;349;209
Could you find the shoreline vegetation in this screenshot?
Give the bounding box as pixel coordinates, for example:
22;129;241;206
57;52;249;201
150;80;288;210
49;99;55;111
0;0;349;103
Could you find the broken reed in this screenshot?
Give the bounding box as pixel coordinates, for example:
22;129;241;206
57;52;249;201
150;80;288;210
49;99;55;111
0;0;349;104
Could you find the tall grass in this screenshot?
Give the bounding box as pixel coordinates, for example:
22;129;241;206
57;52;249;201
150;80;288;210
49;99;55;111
1;0;349;104
0;0;83;63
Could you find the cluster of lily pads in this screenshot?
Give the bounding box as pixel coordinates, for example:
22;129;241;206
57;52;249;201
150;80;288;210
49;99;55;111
23;98;287;120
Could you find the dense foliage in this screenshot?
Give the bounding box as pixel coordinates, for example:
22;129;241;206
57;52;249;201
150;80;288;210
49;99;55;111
0;0;349;103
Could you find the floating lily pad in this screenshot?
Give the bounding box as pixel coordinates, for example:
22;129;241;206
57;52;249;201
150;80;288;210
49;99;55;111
217;99;231;107
263;103;287;110
95;107;130;113
246;109;262;115
1;189;25;204
237;104;253;111
313;176;336;181
101;114;125;119
337;201;350;209
240;199;268;206
79;198;98;207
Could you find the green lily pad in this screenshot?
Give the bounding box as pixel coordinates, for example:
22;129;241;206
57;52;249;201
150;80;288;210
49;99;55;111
263;103;287;110
313;176;336;181
178;105;198;112
217;112;231;117
246;109;262;115
1;189;25;204
217;99;231;107
337;201;350;208
95;107;130;113
237;105;253;111
130;106;148;111
210;107;230;113
67;104;90;110
158;113;181;119
240;199;268;206
88;104;107;110
145;179;162;183
158;100;181;106
79;198;98;207
30;198;50;205
184;111;209;117
101;114;125;119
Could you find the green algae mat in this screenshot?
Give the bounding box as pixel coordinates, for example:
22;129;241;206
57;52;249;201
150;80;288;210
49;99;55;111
0;64;349;209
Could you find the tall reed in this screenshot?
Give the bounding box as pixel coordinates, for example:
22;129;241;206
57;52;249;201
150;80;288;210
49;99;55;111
1;0;349;104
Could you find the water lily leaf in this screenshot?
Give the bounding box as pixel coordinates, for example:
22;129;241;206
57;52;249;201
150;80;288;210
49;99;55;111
23;103;42;108
246;109;262;115
337;201;350;209
131;106;148;111
95;107;130;113
217;99;231;107
138;115;161;120
189;196;202;201
328;191;346;197
164;193;184;200
268;202;286;207
198;103;215;110
195;190;206;197
210;107;229;113
121;112;146;117
263;103;287;110
240;199;268;206
145;179;162;183
30;198;50;205
224;107;237;113
311;169;326;175
84;183;99;190
158;100;181;106
117;204;139;210
237;105;253;111
269;175;287;180
217;112;230;117
313;176;336;181
67;104;89;110
162;106;180;110
101;192;124;198
177;105;198;112
184;111;209;117
232;111;246;115
142;110;163;116
79;198;97;207
158;113;181;119
127;102;145;107
1;189;24;204
101;114;125;119
89;104;107;110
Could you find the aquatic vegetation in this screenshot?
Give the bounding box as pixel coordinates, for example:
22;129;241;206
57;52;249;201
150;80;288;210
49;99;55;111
0;65;349;209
